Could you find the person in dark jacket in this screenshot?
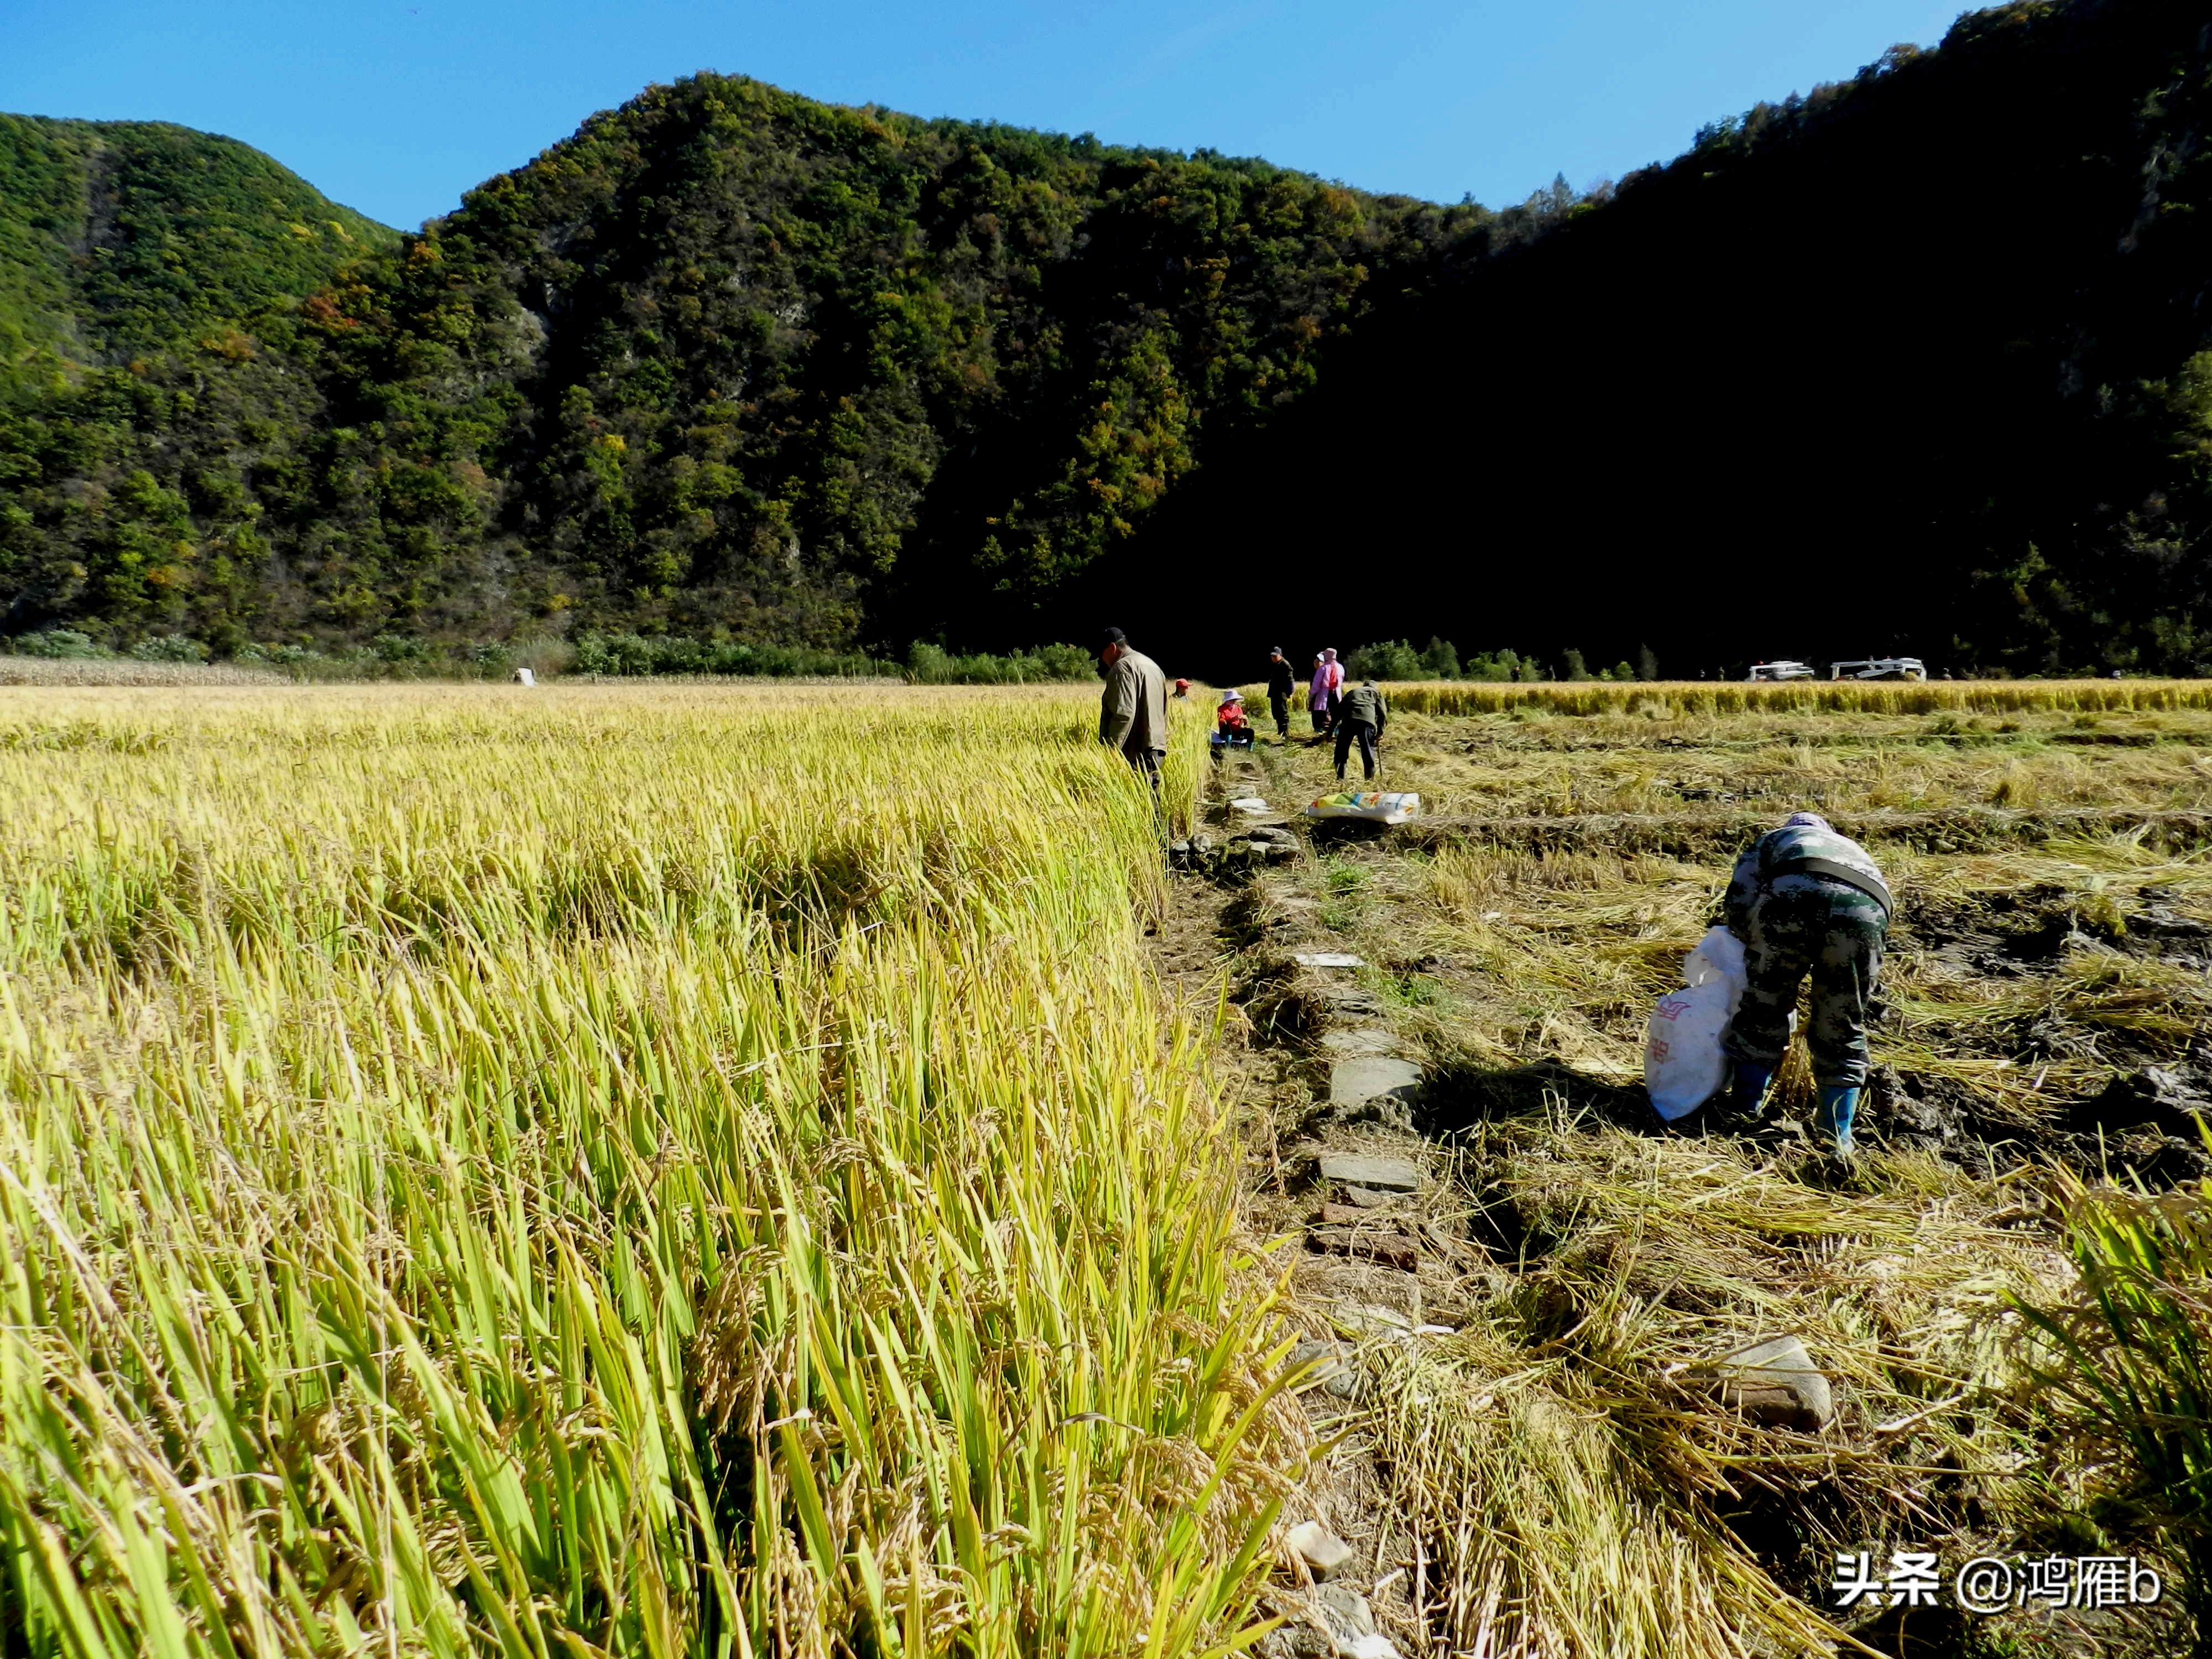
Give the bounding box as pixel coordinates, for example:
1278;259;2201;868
1722;812;1893;1158
1333;679;1387;781
1265;648;1296;739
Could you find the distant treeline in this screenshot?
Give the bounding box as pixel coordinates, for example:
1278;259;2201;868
1;627;1100;685
1344;639;1647;681
572;635;1097;682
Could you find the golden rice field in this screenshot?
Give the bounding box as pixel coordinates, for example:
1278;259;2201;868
0;684;1306;1659
1365;678;2212;718
12;675;2212;1659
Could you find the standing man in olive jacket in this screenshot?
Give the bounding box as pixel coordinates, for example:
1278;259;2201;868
1098;627;1169;789
1265;648;1297;739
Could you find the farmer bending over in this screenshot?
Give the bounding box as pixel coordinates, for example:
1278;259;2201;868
1723;812;1893;1159
1333;679;1387;781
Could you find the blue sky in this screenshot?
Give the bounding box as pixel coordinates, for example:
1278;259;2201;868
3;0;1969;230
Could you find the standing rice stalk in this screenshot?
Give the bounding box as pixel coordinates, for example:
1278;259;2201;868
1343;680;2212;718
0;684;1296;1657
2016;1176;2212;1652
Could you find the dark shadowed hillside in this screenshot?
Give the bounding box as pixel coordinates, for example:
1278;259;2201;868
1112;0;2212;680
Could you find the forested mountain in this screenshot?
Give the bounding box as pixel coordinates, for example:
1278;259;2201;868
0;87;1473;648
2;0;2209;672
0;116;394;400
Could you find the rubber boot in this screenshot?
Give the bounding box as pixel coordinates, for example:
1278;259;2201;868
1729;1062;1777;1121
1815;1084;1862;1160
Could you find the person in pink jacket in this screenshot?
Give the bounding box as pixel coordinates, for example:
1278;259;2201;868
1308;653;1334;736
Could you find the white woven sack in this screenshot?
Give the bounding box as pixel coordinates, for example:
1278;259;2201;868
1644;926;1747;1121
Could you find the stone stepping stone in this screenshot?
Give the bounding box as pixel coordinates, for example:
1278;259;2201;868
1286;1520;1356;1580
1321;1586;1404;1657
1285;1338;1361;1400
1329;1056;1423;1112
1310;1229;1422;1272
1316;1153;1421;1192
1295;951;1367;968
1321;988;1385;1018
1320;1028;1402;1057
1696;1335;1834;1431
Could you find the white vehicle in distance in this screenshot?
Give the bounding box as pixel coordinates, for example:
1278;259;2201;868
1747;660;1818;682
1829;656;1927;681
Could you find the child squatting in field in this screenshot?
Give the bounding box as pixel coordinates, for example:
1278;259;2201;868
1719;812;1894;1159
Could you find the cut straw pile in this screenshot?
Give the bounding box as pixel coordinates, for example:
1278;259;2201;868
1370;1103;2072;1658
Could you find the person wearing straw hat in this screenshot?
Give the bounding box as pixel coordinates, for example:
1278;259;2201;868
1214;690;1253;747
1721;812;1893;1159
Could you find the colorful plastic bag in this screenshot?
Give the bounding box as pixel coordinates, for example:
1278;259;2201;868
1304;790;1420;825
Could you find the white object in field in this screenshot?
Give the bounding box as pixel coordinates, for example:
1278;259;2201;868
1294;951;1367;968
1746;660;1815;682
1285;1520;1356;1580
1305;790;1420;824
513;667;536;686
1644;926;1747;1121
1829;656;1926;681
1228;796;1270;813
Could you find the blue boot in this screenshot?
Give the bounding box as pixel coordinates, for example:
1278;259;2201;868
1815;1084;1862;1159
1730;1062;1777;1120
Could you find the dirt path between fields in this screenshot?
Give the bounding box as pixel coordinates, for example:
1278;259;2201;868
1150;743;1491;1659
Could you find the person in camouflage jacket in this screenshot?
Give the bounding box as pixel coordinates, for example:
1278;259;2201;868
1721;812;1893;1157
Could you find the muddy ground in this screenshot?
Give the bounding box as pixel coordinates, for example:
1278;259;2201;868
1154;704;2212;1659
